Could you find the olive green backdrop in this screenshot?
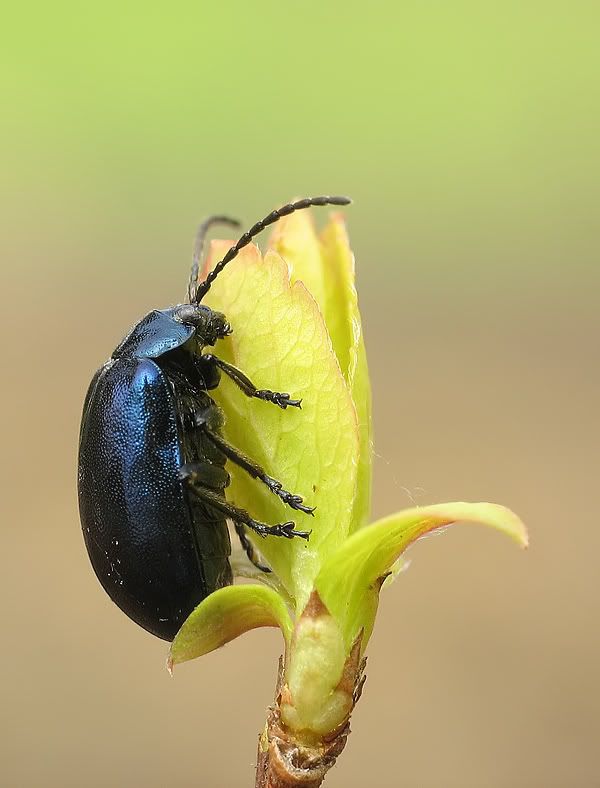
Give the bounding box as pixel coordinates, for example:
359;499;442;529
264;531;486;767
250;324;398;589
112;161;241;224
2;3;599;786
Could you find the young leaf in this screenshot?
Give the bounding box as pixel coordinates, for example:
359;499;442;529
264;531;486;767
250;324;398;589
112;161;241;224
202;244;359;610
319;216;372;532
269;211;373;532
169;584;292;667
271;211;372;531
316;502;528;650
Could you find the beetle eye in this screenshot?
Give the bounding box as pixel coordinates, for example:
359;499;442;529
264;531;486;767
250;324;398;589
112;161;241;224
222;323;232;336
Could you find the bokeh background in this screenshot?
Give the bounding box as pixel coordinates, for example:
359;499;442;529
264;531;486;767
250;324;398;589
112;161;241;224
2;3;599;786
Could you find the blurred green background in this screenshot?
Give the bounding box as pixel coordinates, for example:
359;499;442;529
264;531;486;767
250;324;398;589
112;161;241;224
2;3;599;786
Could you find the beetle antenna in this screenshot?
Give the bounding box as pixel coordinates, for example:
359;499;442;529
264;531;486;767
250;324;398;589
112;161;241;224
188;215;241;303
194;195;352;303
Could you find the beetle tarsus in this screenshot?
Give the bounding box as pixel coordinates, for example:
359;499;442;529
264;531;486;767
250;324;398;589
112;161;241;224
248;519;311;540
202;429;315;515
255;390;302;409
202;354;302;410
263;475;316;515
183;478;311;541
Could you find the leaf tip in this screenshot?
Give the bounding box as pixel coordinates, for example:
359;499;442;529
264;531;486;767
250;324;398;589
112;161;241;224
517;523;529;550
492;504;529;549
166;654;174;676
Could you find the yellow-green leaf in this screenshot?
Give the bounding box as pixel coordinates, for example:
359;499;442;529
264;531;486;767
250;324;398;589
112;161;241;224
269;208;329;342
349;336;371;531
316;502;528;651
319;215;372;531
202;243;359;611
270;211;372;531
169;584;292;667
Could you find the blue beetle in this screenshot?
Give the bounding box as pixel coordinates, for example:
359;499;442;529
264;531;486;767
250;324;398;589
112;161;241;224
78;196;351;640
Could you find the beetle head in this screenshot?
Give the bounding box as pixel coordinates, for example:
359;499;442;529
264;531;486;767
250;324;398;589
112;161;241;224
175;304;231;347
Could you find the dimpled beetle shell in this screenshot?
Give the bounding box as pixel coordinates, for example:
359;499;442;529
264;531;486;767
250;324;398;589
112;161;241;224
78;308;232;641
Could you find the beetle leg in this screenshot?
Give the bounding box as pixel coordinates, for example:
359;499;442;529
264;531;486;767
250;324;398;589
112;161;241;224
181;460;230;490
179;470;311;540
201;427;315;515
202;354;302;409
178;462;271;572
233;523;272;573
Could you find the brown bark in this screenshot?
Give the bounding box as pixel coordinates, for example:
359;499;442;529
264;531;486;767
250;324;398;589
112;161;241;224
255;651;367;788
255;705;350;788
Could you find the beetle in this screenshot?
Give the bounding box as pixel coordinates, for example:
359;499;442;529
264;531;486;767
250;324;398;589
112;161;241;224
78;195;351;641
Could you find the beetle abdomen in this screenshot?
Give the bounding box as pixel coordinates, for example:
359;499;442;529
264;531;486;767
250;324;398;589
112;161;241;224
78;356;231;640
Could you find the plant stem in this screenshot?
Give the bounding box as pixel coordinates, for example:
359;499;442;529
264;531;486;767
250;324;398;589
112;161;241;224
255;655;366;788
